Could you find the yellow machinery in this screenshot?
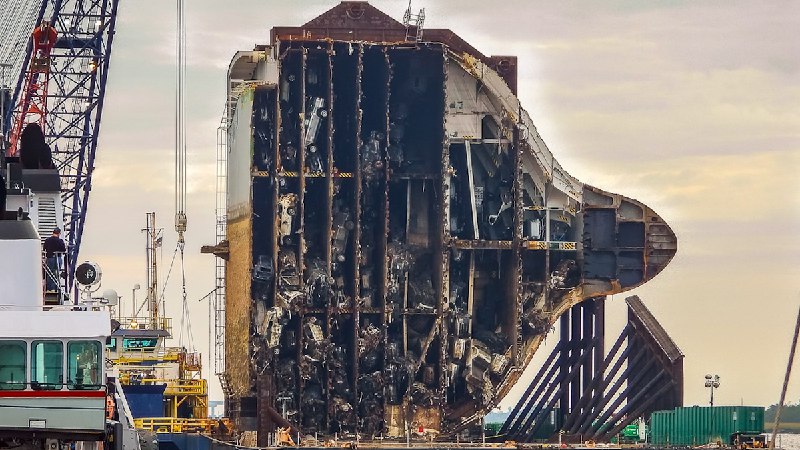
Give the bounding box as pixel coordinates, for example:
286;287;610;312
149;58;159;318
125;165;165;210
106;213;216;434
107;319;212;433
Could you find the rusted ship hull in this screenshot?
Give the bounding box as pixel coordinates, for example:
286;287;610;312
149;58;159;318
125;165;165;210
217;2;677;441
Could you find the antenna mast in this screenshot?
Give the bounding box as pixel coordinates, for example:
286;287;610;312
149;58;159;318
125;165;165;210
144;212;163;329
403;0;425;43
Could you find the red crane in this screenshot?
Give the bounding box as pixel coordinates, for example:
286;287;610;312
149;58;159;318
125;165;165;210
6;20;57;158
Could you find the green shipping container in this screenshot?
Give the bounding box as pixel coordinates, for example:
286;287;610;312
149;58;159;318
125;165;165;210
650;406;764;446
484;422;503;436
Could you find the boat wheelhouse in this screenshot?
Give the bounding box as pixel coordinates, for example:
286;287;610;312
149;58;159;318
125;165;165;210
0;307;110;440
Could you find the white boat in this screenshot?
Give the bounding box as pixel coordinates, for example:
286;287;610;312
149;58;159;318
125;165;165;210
0;162;140;450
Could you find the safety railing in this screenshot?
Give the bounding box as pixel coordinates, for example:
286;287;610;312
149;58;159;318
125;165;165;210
42;250;69;305
134;417;214;434
117;316;173;334
182;351;202;371
150;378;208;396
107;346;182;365
113;376;207;397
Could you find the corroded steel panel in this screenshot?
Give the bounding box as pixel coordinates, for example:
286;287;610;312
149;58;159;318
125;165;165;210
226;215;253;396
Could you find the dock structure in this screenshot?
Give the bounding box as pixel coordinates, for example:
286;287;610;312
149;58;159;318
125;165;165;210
207;1;678;443
503;296;684;443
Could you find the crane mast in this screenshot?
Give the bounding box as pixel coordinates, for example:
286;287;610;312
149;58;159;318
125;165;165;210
143;212;161;328
6;21;56;158
2;0;120;292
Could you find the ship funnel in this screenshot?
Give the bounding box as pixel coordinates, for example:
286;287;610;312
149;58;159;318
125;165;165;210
0;216;43;307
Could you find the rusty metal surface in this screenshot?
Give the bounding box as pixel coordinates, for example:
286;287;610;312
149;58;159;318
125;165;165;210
626;295;684;363
271;2;519;94
225;216;254;397
218;1;678;440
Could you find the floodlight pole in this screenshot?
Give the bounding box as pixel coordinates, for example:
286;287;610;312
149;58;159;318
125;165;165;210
704;374;720;407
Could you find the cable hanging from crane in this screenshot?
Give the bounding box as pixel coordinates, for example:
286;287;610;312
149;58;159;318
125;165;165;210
174;0;187;246
173;0;194;351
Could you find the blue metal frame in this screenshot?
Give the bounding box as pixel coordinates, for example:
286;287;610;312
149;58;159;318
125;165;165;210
7;0;120;292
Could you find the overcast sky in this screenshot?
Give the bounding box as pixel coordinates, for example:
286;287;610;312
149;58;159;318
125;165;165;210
81;0;799;407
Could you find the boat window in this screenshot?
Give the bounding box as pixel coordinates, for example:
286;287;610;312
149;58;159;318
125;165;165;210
31;341;63;390
68;340;102;390
0;340;26;390
122;338;158;350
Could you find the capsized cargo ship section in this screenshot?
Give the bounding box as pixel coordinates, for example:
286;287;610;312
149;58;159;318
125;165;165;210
213;1;677;440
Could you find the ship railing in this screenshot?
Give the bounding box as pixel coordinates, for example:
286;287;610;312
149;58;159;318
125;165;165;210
0;304;101;311
117;316;173;335
117;376;207;396
181;351;202;371
42;249;69;305
108;346;182;364
133;417;214;434
141;377;208;396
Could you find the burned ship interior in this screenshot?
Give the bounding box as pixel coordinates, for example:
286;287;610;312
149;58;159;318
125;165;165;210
215;1;678;443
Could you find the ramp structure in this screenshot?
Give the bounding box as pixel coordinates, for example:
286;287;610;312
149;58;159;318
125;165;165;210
502;295;684;442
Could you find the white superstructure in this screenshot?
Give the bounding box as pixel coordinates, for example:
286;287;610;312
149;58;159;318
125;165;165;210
0;220;43;306
0;307;110;438
0;163;138;450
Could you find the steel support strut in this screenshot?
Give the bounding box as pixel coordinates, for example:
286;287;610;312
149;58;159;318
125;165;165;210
501;296;683;443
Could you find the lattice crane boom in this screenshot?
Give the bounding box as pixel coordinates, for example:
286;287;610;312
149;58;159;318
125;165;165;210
4;0;120;291
7;21;58;157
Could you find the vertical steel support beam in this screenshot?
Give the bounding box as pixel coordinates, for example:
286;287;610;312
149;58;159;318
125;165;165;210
510;125;523;362
378;46;392;431
569;303;582;416
594;297;605;382
464;140;479;239
351;42;364;424
438;49;451;400
581;301;594;417
562;327;631;434
296;47;307;289
323;43;335;432
558;309;570;422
